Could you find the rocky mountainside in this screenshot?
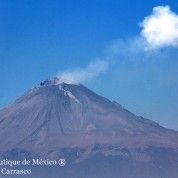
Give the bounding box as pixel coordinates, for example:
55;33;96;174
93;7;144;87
0;77;178;178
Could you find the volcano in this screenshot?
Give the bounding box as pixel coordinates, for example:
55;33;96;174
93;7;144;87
0;77;178;178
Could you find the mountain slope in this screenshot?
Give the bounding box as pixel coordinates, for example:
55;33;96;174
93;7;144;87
0;77;178;178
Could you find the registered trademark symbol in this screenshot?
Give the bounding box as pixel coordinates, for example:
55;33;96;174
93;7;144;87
58;159;66;166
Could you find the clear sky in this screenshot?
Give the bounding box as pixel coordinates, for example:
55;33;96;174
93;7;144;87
0;0;178;130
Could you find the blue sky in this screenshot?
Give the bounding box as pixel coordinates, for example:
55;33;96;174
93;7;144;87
0;0;178;130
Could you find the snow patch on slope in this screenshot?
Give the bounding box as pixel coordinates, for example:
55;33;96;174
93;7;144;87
65;91;80;103
58;85;80;103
